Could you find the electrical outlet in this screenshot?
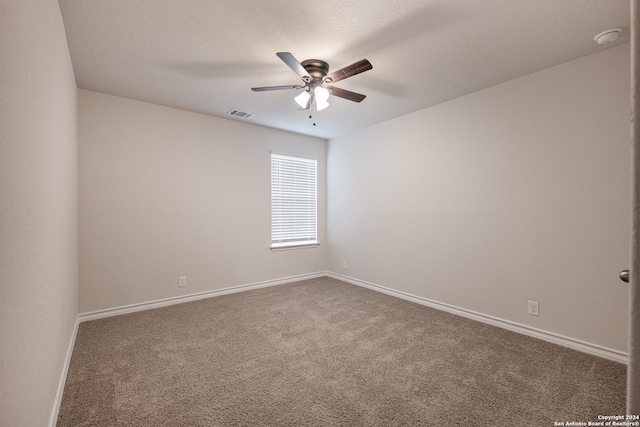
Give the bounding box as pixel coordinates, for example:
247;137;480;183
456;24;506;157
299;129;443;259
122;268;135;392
528;301;539;316
342;260;348;269
179;276;187;288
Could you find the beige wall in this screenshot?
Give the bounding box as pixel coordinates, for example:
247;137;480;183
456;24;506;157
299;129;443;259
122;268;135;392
0;1;78;426
327;44;631;352
78;90;326;313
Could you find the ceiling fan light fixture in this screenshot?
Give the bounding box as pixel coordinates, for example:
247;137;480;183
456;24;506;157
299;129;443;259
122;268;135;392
314;86;330;103
294;90;310;108
316;100;330;111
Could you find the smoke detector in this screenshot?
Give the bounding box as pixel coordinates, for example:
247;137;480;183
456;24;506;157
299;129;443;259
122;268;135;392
594;28;622;45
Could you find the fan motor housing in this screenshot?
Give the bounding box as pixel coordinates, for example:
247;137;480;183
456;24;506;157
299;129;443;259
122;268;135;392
301;59;329;80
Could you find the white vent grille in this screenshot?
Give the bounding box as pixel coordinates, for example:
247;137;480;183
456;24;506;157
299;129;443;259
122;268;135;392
227;109;254;119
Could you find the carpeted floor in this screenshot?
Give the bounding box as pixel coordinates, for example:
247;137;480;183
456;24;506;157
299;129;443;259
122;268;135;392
57;277;626;426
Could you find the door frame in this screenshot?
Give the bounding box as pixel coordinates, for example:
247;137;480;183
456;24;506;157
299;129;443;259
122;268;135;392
628;0;639;414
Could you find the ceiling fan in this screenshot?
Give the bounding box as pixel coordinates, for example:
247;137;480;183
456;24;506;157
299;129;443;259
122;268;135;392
251;52;372;111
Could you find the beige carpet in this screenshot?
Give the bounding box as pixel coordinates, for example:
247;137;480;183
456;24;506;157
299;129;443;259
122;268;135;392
57;277;626;426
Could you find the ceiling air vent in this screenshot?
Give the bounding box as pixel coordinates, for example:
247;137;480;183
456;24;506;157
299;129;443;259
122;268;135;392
227;109;254;119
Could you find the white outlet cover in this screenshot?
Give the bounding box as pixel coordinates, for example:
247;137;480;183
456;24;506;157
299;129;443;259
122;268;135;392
528;301;539;316
179;276;187;287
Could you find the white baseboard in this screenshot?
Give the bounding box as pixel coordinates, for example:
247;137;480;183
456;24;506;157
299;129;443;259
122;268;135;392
48;316;80;427
327;272;628;364
78;272;327;322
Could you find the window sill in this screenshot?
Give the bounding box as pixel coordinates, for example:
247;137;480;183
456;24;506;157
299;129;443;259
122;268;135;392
270;241;320;251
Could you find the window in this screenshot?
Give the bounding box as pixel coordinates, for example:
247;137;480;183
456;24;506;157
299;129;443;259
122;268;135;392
271;153;318;249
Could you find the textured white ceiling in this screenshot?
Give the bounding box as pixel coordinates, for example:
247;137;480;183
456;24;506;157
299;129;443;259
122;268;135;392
58;0;630;139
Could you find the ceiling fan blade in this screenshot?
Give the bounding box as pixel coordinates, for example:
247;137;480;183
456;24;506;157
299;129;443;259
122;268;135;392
329;86;366;103
326;59;372;83
276;52;311;81
251;85;301;92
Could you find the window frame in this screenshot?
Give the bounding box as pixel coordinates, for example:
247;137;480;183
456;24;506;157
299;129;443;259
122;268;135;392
270;152;319;250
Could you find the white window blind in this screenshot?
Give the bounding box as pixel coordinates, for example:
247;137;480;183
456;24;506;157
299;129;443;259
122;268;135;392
271;153;318;248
